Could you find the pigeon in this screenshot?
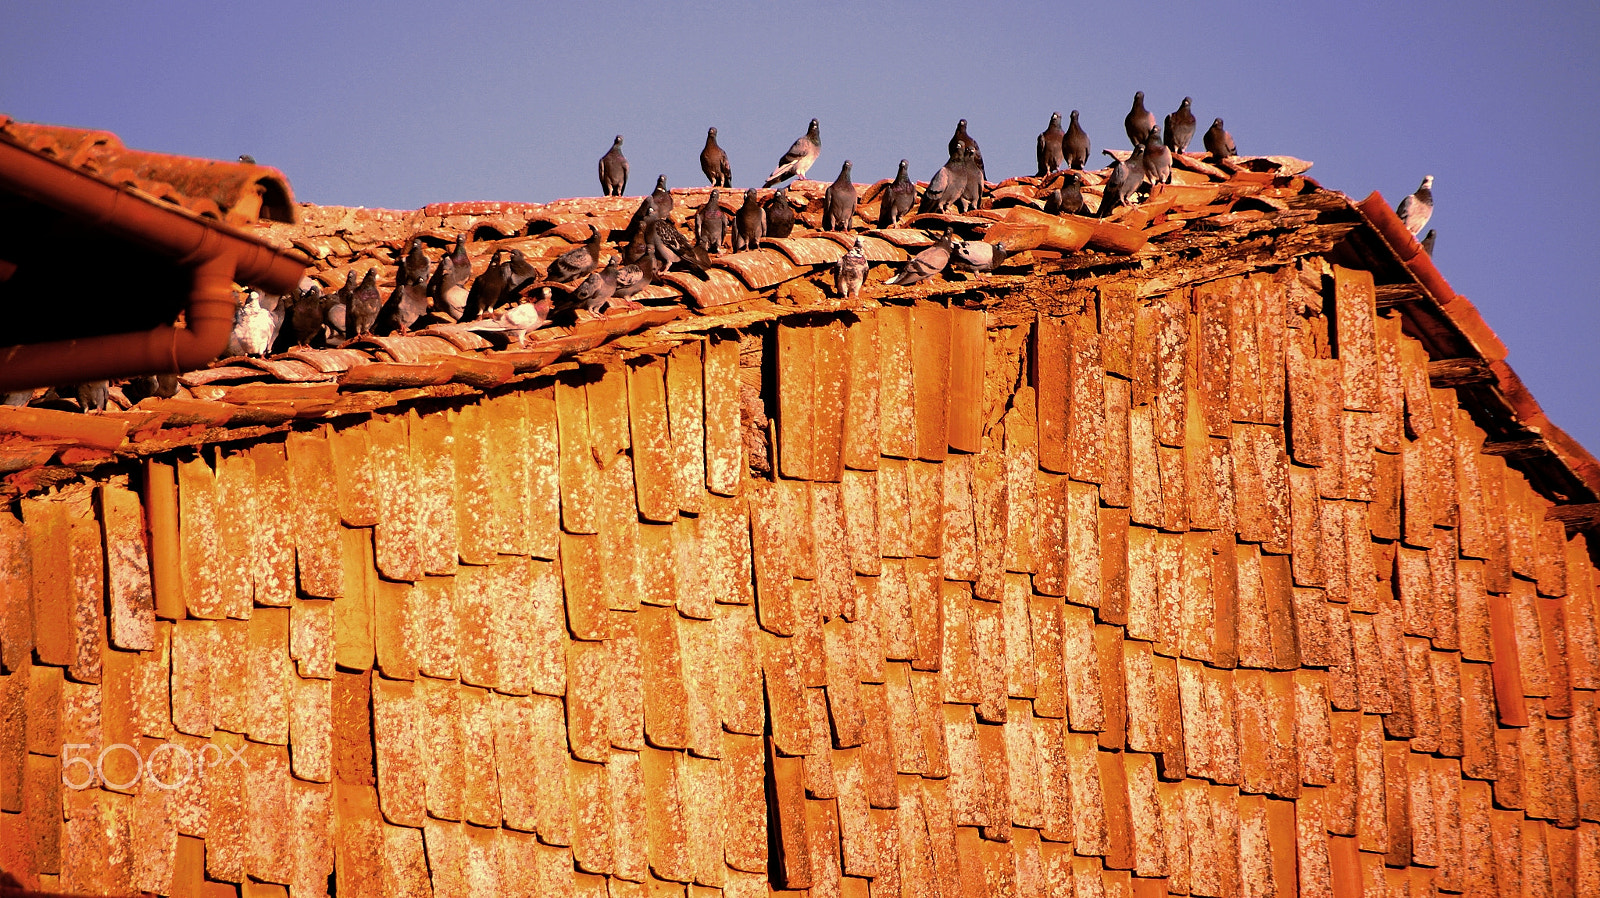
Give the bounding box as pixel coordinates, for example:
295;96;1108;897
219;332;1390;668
924;144;985;214
878;159;916;227
427;254;469;322
346;267;382;339
599;135;628;197
1142;128;1172;186
835;236;868;300
399;236;430;288
377;270;430;334
1125;92;1156;147
953;239;1008;273
1037;112;1065;176
449;235;471;284
323;279;349;343
700;127;731;187
238;154;256;165
696;189;728;254
887;230;955;286
1203;118;1236;161
1396;176;1434;235
764;118;821;187
1420;228;1436;256
734;188;765;252
468;296;554;346
613;254;657;301
569;257;619;313
1064;110;1090;171
822;161;857;232
948;119;986;181
505;248;540;292
650;175;674;219
286;285;329;347
1098;146;1146;217
75;381;109;412
227;289;277;357
1042;172;1084;215
647;207;712;277
1163;97;1196;154
546;226;605;282
463;249;513;320
764;187;796;238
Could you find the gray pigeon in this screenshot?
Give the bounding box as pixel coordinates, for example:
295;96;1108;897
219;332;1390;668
1396;176;1434;235
599;135;628;197
346;267;382;339
1037;112;1065;176
734;188;765;252
948;119;986;182
399;236;430;288
1098;147;1145;217
696;189;728;254
75;381;109;412
570;258;619;313
953;239;1007;273
1163;97;1196;154
377;271;430;334
700;127;731;187
650;175;674;218
1064;110;1090;171
648;211;712;277
227;289;277;357
1125;92;1156;147
822;161;857;232
1043;173;1084;215
918;144;983;215
1420;228;1436;256
506;248;539;292
879;159;916;227
835;236;868;300
613;254;657;301
546;226;605;282
887;231;955;286
427;254;469;322
449;235;471;284
764;119;821;187
1142;128;1172;186
764;187;797;238
1203;118;1236;161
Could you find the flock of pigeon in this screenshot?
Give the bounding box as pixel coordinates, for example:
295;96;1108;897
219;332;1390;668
223;93;1437;367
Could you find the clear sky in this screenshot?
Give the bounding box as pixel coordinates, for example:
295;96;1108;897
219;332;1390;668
4;2;1597;453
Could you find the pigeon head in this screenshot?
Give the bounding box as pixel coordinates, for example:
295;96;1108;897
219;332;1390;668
708;188;720;204
1419;175;1434;189
840;161;852;177
807;119;820;138
745;187;758;201
1050;112;1061;125
614;135;624;146
1180;97;1192;109
654;175;668;190
898;159;909;173
853;236;865;251
708;127;718;137
1212;118;1225;127
1070;110;1080;121
1134;91;1145;102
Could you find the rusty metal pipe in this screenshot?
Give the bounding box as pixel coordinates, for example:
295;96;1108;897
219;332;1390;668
0;137;307;392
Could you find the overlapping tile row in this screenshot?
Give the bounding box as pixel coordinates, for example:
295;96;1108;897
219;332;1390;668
2;260;1599;897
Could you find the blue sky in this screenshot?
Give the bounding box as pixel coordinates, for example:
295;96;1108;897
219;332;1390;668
4;1;1598;452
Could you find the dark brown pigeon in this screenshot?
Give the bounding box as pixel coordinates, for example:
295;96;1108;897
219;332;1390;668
1124;91;1156;147
700;127;731;187
1142;128;1172;186
346;267;382;339
650;175;674;218
696;188;728;254
763;187;796;238
599;135;628;196
1163;98;1196;154
1203;118;1236;161
878;159;916;227
735;188;765;251
1037;112;1065;176
1042;172;1084;215
822;161;857;232
1064;110;1090;170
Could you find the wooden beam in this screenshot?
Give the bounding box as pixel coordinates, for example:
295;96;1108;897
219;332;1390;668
1546;502;1600;533
1480;437;1550;461
1374;283;1427;308
1427;357;1495;388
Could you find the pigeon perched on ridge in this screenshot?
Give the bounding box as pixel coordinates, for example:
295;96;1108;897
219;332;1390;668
1203;118;1236;161
599;135;628;197
954;239;1008;273
835;236;868;300
764;118;821;187
377;268;429;334
948;119;986;182
700;127;731;187
346;267;382;339
1037;112;1065;176
650;175;674;218
1396;176;1434;236
1064;110;1090;171
1125;92;1156;147
764;187;796;238
887;230;955;286
399;236;430;288
734;188;765;252
463;250;513;320
1142;128;1172;186
546;226;605;282
1164;97;1196;154
449;235;471;284
879;160;916;227
696;189;728;254
822;161;857;232
1420;229;1436;256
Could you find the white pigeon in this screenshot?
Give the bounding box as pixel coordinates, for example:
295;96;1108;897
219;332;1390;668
1396;175;1434;235
227;289;277;357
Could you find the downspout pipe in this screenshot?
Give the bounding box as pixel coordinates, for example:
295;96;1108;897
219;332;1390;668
0;137;306;392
